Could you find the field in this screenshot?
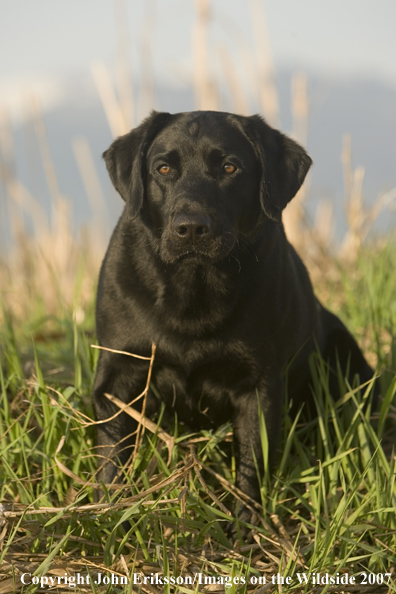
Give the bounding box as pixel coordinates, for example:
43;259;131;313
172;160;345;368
1;2;396;592
0;209;395;594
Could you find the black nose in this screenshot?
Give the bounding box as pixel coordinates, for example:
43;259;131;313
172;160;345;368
173;213;212;244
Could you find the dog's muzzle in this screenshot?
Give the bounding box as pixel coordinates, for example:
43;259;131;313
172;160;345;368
159;212;235;264
172;213;212;247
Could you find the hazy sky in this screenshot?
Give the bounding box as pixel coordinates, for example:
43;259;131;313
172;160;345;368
1;0;395;245
1;0;395;118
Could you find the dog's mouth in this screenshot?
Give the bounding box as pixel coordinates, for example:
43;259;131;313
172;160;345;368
171;249;216;263
160;234;236;265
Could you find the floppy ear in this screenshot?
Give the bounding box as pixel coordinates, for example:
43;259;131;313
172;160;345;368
103;110;172;220
247;115;312;223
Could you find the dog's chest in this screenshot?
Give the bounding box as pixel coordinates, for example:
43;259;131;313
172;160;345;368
150;339;262;427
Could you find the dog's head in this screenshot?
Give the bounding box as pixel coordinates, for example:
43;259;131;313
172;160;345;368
103;110;312;263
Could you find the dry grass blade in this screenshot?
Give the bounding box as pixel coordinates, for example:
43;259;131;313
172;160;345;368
248;0;279;126
270;513;306;566
54;436;104;491
192;455;232;516
41;384;94;426
339;134;396;261
113;0;135;128
30;96;62;206
137;0;156;121
72;136;108;236
312;199;335;252
291;72;309;146
340;133;366;259
0;163;50;238
283;72;310;249
193;0;218;110
91;344;152;360
104;392;175;462
82;344;156;428
91;343;174;458
0;578;21;594
133;342;157;460
3;461;195;519
91;61;128;136
217;43;250;115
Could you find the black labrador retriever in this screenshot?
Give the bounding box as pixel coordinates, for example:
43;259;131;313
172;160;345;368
93;110;376;504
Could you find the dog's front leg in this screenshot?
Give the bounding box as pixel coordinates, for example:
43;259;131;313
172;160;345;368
92;352;157;495
232;378;284;504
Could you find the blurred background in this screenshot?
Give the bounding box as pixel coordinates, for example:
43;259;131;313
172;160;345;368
1;0;395;318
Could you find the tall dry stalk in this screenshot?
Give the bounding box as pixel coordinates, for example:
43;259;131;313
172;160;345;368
113;0;135;129
30;98;78;290
340;134;365;259
248;0;279;127
283;72;310;248
72;136;108;241
340;134;396;261
312;199;334;251
91;61;129;137
92;0;139;136
138;0;156;121
0;101;103;322
192;0;218;111
291;73;309;147
217;44;250;115
0;109;23;244
1;164;49;240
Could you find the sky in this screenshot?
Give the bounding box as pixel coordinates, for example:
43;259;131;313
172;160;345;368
1;0;395;246
1;0;395;120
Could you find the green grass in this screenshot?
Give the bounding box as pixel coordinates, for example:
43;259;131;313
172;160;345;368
0;242;395;593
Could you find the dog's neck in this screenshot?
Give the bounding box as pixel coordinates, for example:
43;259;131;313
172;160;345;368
117;214;286;335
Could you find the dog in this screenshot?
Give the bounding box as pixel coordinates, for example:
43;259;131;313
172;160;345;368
93;110;377;507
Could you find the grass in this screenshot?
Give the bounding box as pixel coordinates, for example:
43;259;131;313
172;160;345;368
1;0;395;589
0;238;395;594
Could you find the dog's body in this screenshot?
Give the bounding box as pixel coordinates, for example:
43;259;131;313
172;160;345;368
93;111;376;502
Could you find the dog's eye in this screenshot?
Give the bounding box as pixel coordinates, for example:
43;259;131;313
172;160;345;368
223;163;236;174
158;164;171;175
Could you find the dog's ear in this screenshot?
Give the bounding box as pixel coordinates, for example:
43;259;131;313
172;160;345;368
247;115;312;223
103;110;172;220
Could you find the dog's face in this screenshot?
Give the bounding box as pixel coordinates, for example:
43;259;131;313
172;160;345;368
145;112;263;263
103;110;312;264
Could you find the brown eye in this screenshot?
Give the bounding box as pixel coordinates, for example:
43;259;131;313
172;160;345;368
223;163;236;174
158;164;171;175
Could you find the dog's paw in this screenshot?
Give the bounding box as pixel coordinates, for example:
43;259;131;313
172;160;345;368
226;504;256;543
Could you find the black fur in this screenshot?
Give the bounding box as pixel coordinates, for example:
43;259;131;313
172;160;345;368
93;110;377;503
